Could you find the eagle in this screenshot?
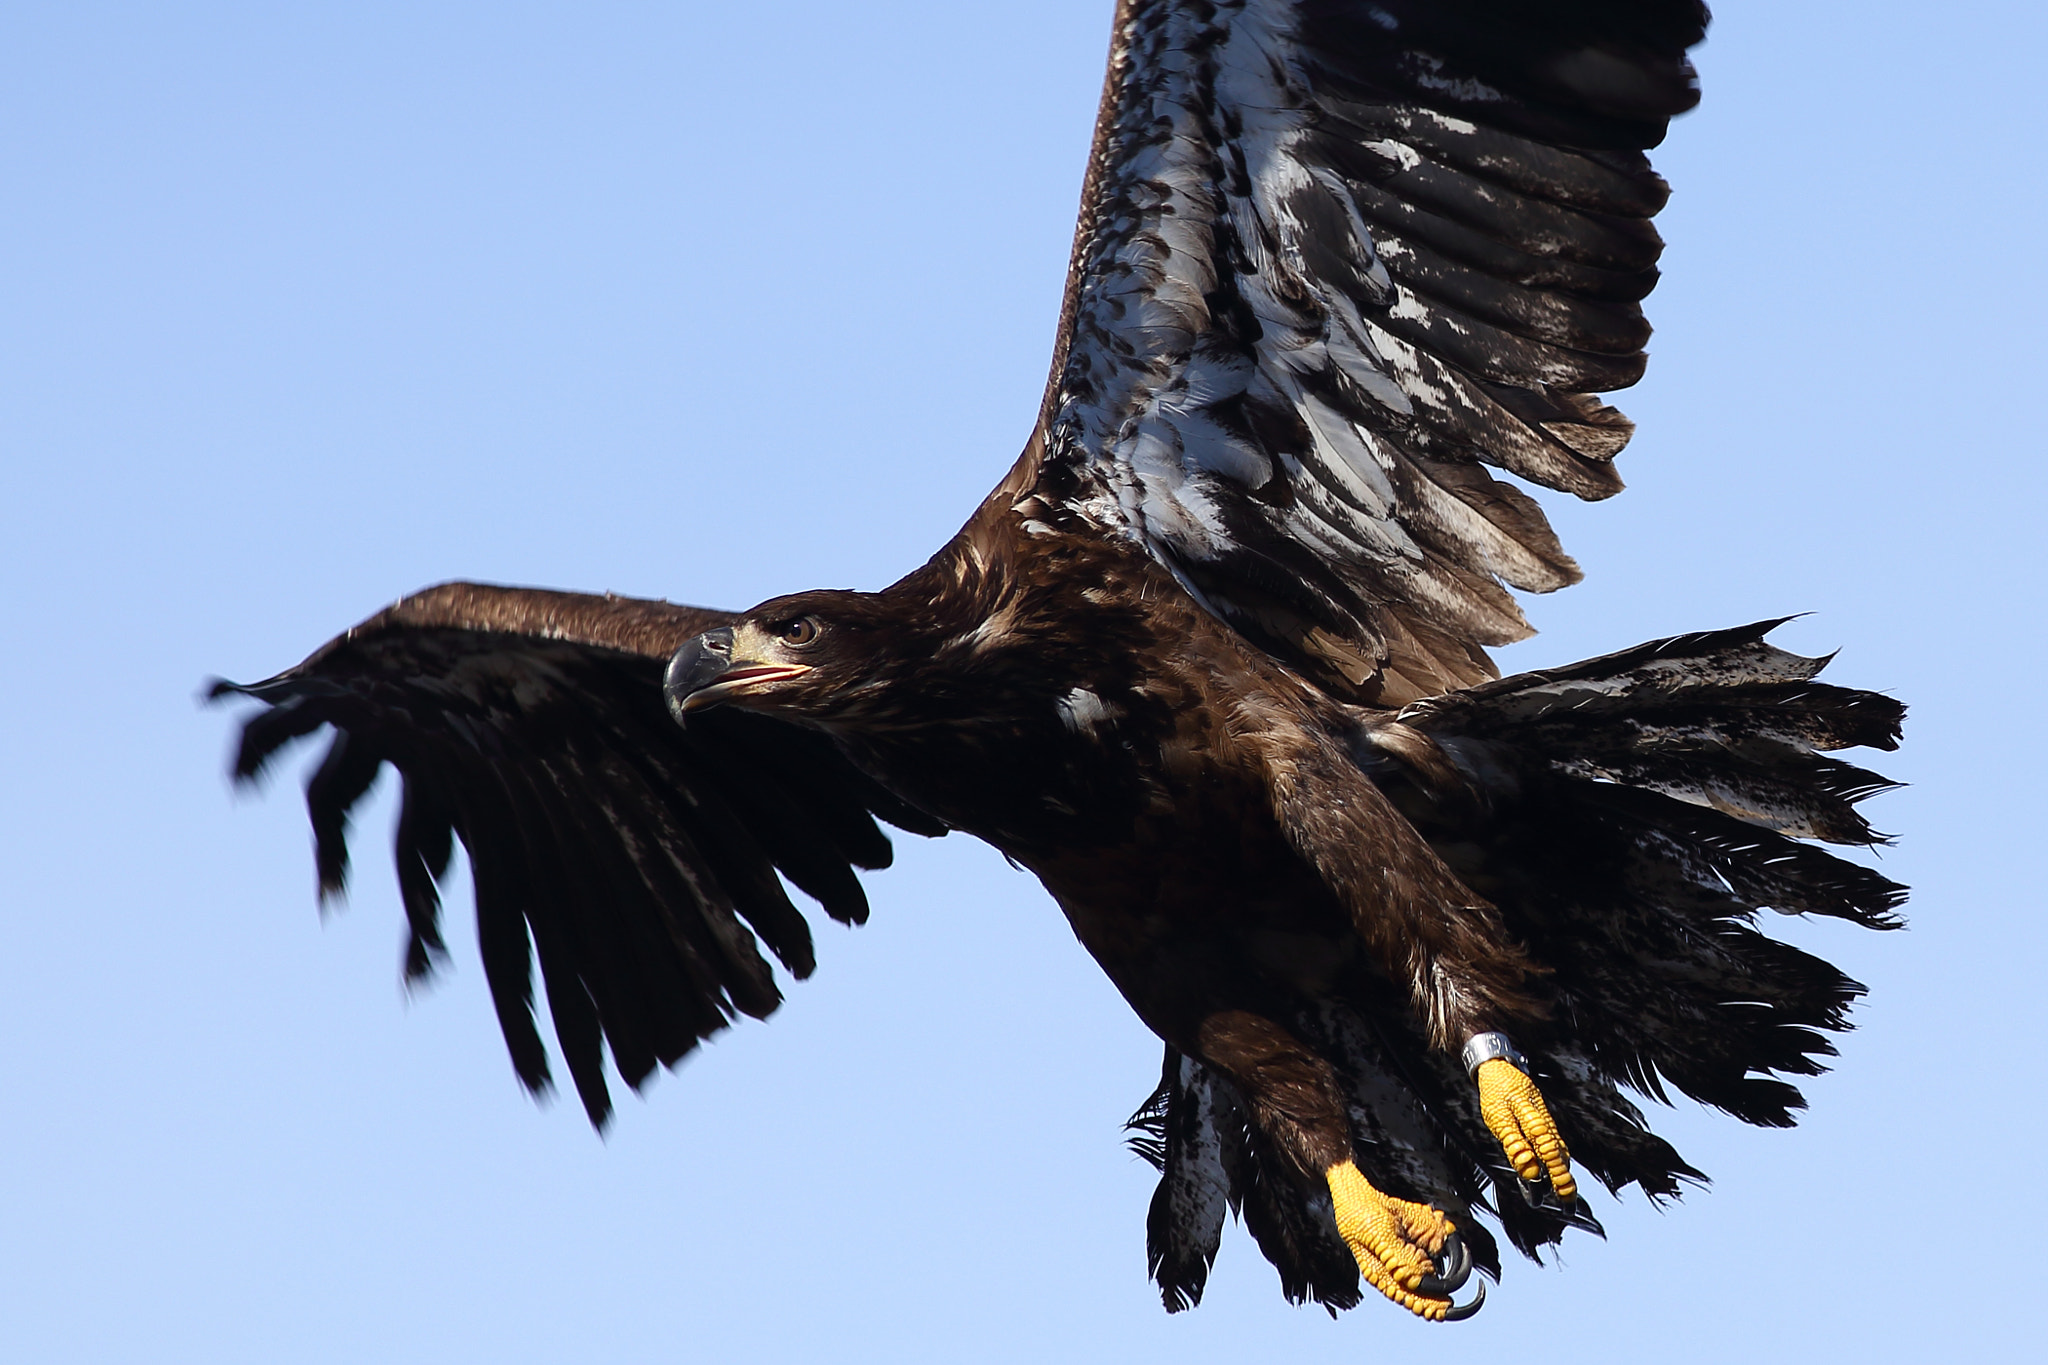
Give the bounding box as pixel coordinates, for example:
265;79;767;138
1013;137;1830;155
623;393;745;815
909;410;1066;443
214;0;1904;1322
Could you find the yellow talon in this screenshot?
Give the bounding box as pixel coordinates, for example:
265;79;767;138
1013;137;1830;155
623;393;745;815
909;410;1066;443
1475;1056;1577;1201
1325;1160;1460;1320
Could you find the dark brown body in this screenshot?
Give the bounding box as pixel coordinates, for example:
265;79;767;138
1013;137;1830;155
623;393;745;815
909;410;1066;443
781;496;1539;1179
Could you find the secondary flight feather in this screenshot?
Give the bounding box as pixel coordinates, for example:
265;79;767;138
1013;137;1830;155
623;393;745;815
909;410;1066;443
215;0;1905;1321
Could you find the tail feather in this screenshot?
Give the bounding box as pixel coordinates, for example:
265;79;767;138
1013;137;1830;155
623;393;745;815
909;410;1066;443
1228;1123;1364;1314
1128;1048;1366;1313
1134;621;1905;1309
1129;1051;1233;1312
1391;621;1905;1131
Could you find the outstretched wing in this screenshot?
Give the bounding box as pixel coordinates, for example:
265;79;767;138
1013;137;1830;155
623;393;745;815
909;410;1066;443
1028;0;1707;704
212;582;945;1127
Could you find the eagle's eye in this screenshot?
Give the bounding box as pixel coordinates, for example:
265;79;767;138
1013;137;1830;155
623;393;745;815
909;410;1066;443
774;615;821;648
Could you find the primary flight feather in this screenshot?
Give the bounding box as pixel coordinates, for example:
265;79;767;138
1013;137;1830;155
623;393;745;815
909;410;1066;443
215;0;1904;1320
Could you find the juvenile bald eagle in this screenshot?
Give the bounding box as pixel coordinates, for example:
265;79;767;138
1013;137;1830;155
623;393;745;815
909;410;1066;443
215;0;1904;1320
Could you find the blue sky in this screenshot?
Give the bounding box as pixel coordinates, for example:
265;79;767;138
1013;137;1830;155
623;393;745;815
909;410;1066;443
3;3;2043;1360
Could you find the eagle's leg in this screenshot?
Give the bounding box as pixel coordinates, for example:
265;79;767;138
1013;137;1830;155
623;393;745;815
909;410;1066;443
1465;1033;1576;1202
1194;1010;1477;1320
1324;1160;1480;1321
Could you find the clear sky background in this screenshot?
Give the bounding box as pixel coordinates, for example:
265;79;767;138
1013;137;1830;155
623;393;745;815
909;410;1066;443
4;2;2043;1360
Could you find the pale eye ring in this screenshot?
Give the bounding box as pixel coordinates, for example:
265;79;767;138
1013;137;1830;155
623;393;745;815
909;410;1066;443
776;615;821;648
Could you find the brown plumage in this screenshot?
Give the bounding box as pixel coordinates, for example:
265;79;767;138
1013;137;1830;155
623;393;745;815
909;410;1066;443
212;0;1906;1320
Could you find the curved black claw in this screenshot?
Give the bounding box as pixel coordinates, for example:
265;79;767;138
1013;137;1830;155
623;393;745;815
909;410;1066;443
1441;1278;1487;1322
1516;1178;1603;1237
1416;1231;1472;1296
1560;1199;1604;1238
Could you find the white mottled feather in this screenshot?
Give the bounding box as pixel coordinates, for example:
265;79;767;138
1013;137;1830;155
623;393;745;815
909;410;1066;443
1029;0;1692;699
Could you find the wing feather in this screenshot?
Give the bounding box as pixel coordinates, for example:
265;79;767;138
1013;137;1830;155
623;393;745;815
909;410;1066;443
211;582;944;1127
1029;0;1707;702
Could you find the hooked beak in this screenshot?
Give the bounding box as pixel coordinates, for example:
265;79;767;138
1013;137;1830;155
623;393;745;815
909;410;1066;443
664;626;812;721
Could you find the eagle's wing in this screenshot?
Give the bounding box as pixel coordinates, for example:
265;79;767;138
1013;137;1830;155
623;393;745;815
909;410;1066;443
211;582;945;1127
1027;0;1707;704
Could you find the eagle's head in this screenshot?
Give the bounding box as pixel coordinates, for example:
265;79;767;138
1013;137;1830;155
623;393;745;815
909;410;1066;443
661;589;916;728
